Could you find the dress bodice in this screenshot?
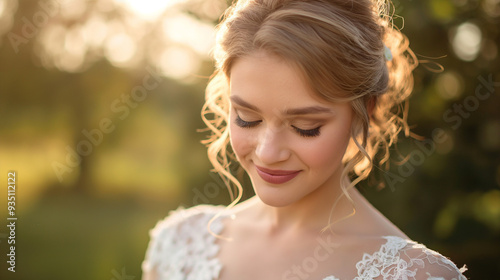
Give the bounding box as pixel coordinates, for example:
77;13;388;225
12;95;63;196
141;205;467;280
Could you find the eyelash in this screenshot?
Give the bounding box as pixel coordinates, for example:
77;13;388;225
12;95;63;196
293;126;321;137
234;115;321;137
234;114;261;128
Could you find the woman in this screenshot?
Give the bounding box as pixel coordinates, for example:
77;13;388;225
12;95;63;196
142;0;467;279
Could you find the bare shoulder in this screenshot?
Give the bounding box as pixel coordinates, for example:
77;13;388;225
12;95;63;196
342;189;409;239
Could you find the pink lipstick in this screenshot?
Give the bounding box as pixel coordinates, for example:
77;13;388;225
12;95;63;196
255;165;301;184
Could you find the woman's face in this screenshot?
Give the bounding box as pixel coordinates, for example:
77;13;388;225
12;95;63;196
229;51;354;207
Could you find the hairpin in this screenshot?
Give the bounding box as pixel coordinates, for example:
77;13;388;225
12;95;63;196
384;45;393;61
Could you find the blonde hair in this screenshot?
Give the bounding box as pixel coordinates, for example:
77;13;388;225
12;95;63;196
202;0;417;230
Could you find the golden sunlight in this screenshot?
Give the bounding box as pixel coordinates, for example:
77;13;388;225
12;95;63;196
114;0;186;20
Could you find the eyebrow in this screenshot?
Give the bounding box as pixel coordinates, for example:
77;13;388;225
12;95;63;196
230;95;333;115
230;95;261;112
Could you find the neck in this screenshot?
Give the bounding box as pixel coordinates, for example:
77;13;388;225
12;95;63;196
252;174;357;235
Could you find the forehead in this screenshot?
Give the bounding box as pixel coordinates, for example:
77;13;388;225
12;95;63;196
229;51;326;108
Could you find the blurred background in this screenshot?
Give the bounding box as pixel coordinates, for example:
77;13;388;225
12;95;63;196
0;0;498;279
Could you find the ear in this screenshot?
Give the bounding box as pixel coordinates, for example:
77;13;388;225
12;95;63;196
367;96;376;118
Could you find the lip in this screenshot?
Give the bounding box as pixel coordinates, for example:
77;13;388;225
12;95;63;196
255;165;301;184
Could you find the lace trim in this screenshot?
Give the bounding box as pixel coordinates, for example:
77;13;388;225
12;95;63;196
143;206;467;280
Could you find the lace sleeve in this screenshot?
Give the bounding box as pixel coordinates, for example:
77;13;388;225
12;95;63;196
141;205;225;280
401;239;467;280
355;236;467;280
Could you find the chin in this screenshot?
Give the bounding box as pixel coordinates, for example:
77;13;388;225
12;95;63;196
257;195;292;208
252;182;299;208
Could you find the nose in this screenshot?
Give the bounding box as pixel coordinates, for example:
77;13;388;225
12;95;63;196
255;125;290;164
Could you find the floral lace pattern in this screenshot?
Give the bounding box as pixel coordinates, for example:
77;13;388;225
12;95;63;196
142;205;467;280
355;236;467;280
142;205;226;280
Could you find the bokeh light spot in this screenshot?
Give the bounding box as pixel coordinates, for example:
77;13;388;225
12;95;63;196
105;32;137;66
428;0;456;22
162;14;215;57
60;0;87;20
434;199;459;238
435;130;455;155
436;71;464;100
115;0;185;20
64;26;86;58
451;22;482;61
474;190;500;230
82;15;108;49
159;46;199;80
482;0;500;18
37;24;66;68
0;0;6;16
0;0;17;37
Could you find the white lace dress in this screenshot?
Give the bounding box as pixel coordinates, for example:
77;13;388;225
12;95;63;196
141;205;467;280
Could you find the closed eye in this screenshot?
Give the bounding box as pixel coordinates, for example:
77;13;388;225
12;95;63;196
235;114;261;128
292;126;321;137
235;114;321;137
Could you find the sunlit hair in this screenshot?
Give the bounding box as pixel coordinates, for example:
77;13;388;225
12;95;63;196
201;0;417;232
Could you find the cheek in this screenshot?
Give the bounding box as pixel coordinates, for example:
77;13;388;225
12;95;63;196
229;124;254;163
297;126;352;170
